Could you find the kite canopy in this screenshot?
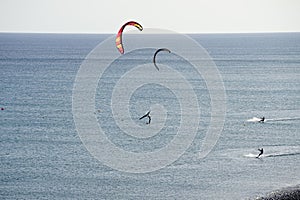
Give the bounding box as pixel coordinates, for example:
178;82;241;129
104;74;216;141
115;21;143;54
153;48;171;71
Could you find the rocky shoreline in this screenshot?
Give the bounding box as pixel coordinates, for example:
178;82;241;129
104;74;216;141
255;185;300;200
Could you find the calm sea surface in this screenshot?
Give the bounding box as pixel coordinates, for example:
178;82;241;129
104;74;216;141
0;33;299;199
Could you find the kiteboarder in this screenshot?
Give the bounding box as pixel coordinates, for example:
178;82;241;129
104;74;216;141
256;148;263;158
139;111;151;124
259;117;265;123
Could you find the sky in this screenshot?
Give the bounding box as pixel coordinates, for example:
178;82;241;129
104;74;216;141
0;0;300;33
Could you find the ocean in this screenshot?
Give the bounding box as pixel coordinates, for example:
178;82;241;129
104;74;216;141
0;32;299;199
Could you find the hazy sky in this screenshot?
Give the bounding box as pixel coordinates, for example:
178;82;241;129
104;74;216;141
1;0;300;33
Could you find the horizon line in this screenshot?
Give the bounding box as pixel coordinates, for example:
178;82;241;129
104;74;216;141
0;31;300;35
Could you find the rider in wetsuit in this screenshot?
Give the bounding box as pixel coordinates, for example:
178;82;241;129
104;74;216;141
256;148;263;158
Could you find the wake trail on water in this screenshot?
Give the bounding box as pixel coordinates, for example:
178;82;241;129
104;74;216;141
246;117;300;122
244;152;300;158
243;146;300;159
220;146;300;161
265;117;300;122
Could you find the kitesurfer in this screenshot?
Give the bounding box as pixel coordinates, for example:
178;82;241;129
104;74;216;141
139;111;151;124
256;148;263;158
259;117;265;122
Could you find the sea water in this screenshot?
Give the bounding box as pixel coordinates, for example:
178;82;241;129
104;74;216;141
0;33;299;199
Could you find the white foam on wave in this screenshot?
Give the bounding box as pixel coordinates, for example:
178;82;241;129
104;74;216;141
246;117;262;122
244;153;258;158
